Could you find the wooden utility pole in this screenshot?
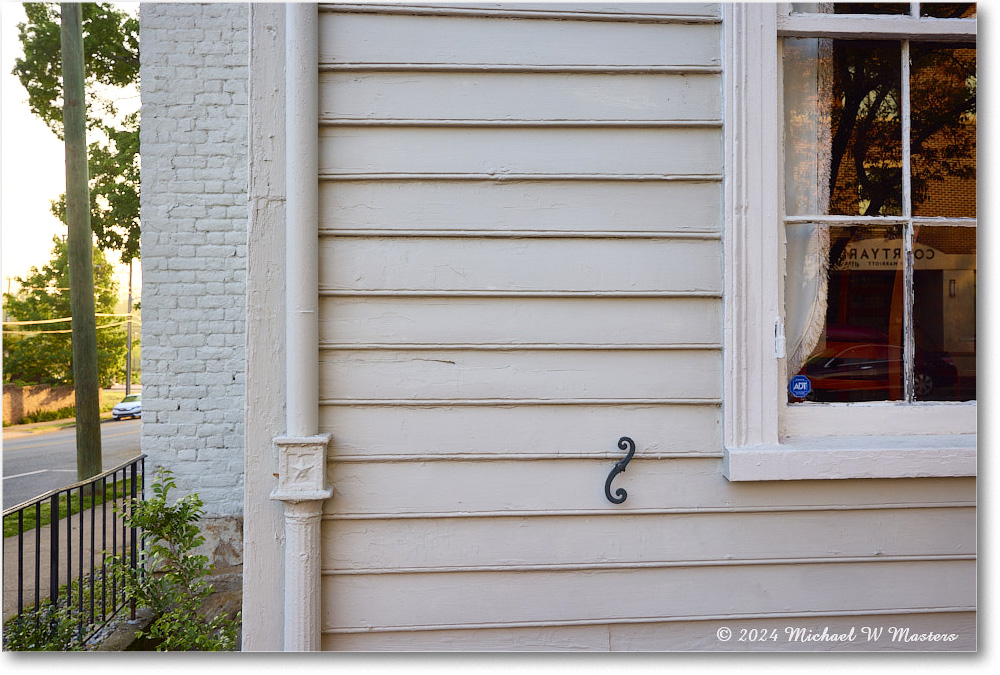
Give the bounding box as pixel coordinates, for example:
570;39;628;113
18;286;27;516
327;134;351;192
61;3;102;480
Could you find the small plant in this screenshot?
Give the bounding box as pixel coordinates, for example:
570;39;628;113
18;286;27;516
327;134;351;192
109;468;239;651
2;570;119;651
3;600;86;651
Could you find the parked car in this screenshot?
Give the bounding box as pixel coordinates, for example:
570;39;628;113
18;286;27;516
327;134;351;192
112;393;142;420
795;325;957;402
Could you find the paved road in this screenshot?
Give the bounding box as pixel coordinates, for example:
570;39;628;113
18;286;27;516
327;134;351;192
2;420;141;510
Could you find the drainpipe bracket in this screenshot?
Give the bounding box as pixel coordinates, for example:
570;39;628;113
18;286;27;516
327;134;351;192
270;433;333;502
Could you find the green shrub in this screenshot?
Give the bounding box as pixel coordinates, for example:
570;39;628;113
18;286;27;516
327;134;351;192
3;470;237;651
3;601;87;651
109;469;240;651
2;570;119;651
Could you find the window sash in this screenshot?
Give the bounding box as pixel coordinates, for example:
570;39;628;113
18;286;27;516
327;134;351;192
778;13;976;42
722;3;976;479
779;27;976;404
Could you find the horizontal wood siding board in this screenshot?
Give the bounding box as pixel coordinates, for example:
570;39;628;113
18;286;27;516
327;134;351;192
310;5;976;647
320;560;975;631
320;296;721;347
320;3;722;22
319;237;721;293
321;507;976;571
319;181;721;233
324;460;975;516
318;349;720;400
319;13;721;67
320;71;720;122
320;403;720;457
319;127;721;176
322;611;975;650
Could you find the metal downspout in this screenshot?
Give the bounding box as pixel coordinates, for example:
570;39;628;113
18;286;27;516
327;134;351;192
270;2;331;652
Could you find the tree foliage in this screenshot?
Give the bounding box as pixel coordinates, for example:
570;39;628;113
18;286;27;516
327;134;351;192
3;236;126;387
12;2;140;262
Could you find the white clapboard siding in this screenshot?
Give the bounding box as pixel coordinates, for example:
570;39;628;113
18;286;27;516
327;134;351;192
320;297;722;347
322;507;976;571
312;3;973;651
319;349;720;401
321;4;722;20
319;12;721;68
323;611;976;651
319;238;721;294
319;180;722;233
324;460;974;516
321;560;975;631
320;72;721;121
322;404;721;457
319;127;721;177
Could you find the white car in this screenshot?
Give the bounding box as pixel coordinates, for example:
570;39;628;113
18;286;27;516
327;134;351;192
112;393;142;421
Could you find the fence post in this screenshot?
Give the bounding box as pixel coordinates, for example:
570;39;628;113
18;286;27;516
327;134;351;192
129;461;138;621
49;494;60;609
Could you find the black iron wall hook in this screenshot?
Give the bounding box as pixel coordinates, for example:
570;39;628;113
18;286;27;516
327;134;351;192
604;436;636;504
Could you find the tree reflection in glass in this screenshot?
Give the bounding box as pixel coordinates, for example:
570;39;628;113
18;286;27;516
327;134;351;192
828;41;901;216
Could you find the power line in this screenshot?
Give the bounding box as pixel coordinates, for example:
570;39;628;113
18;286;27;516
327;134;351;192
9;286;120;292
2;313;135;326
3;319;140;336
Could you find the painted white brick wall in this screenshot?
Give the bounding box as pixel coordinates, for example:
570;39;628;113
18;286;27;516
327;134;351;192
139;3;248;525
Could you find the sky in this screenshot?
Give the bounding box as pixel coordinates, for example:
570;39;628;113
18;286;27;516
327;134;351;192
0;0;139;302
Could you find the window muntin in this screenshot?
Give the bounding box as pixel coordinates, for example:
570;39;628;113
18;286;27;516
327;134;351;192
780;6;975;406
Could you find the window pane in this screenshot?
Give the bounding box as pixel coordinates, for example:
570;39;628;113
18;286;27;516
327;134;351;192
910;44;976;217
912;226;976;401
783;40;902;217
790;3;911;13
788;224;905;402
834;3;911;14
920;3;976;18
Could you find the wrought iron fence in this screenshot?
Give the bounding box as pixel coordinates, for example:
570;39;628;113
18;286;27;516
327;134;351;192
2;455;146;645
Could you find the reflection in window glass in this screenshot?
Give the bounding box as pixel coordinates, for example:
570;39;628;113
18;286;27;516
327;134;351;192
791;3;975;17
834;3;910;14
783;40;902;217
830;41;902;216
913;226;976;401
788;225;906;402
920;3;976;18
910;45;976;217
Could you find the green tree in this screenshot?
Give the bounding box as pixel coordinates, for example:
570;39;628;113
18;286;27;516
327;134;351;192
3;236;126;388
13;2;140;262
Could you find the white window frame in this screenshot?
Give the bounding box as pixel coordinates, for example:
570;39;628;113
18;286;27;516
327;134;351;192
721;3;977;481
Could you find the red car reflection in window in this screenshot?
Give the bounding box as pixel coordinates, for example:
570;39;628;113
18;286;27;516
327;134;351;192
795;325;958;402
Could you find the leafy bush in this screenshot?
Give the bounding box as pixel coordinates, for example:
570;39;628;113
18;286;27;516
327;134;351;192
3;600;87;651
3;470;237;651
109;469;240;651
2;570;118;651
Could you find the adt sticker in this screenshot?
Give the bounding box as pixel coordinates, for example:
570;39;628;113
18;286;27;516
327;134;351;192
788;375;811;398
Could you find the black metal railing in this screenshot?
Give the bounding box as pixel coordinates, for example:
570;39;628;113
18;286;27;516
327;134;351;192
2;455;146;644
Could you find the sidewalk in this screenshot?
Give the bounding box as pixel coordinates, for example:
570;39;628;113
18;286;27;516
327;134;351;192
3;414;117;442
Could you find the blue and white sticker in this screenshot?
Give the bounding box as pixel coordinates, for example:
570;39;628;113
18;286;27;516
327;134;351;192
788;375;812;398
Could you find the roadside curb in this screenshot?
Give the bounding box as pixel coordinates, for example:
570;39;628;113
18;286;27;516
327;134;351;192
2;414;123;442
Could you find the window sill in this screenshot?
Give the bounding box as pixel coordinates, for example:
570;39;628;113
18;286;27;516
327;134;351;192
723;434;977;481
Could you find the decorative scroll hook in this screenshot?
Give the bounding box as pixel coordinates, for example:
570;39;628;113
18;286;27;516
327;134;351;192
604;436;636;504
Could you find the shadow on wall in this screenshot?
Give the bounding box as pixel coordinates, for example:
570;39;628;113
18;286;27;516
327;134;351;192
2;384;76;425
